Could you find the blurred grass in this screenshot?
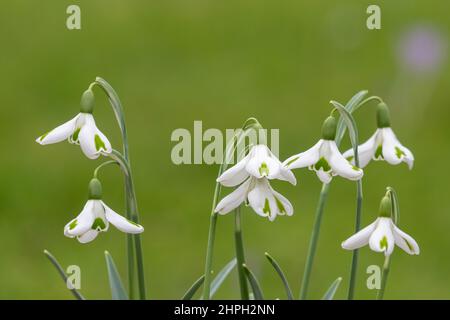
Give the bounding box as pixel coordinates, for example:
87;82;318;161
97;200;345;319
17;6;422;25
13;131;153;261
0;0;449;299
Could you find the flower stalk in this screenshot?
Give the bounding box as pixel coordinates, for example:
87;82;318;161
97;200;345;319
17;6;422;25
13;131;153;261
234;206;250;300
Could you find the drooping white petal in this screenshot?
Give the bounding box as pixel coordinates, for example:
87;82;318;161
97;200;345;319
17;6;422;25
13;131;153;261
217;153;250;187
215;178;252;214
245;145;280;179
270;188;294;217
103;201;144;234
343;130;379;168
283;140;322;169
91;200;109;232
391;221;420;255
77;230;99;243
274;165;297;186
327;141;364;181
369;217;395;256
315;168;332;184
78;114;100;159
401;146;415;170
380;128;403;166
342;219;378;250
247;178;276;219
36;114;80;145
64;200;95;237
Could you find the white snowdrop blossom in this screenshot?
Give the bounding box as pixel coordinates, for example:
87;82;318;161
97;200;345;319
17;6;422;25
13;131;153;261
341;196;419;256
215;144;295;221
343;102;414;169
64;179;144;243
36;90;112;159
283;116;363;184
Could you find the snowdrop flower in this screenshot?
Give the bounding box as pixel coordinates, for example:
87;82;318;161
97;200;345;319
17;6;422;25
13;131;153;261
36;90;112;159
343;103;414;169
64;178;144;243
215;144;295;221
283;116;363;184
342;195;419;256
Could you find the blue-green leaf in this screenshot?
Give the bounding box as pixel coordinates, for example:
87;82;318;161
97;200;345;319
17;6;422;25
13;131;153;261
322;277;342;300
182;275;205;300
335;90;368;146
211;258;237;297
265;252;293;300
104;251;129;300
243;264;264;300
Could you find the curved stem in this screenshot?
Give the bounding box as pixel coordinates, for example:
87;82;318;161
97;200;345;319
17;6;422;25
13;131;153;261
234;206;250;300
93;161;118;179
299;183;330;299
377;256;391;300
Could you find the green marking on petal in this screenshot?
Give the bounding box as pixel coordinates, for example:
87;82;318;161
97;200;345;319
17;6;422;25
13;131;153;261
91;218;106;231
94;134;106;151
351;165;361;171
314;157;331;172
375;145;383;159
346;155;354;162
263;198;271;215
285;156;299;167
380;236;388;250
69;219;77;230
39;132;49;141
404;238;414;252
274;196;286;214
395;146;405;159
71;128;81;143
258;162;269;176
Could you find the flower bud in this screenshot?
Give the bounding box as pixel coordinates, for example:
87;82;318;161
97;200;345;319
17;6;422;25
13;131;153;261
88;178;103;200
321;116;337;140
80;89;95;114
378;195;392;218
376;102;391;128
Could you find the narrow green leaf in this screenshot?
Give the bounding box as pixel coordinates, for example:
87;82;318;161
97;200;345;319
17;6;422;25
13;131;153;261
265;252;293;300
211;258;237;297
182;275;205;300
242;264;264;300
104;251;129;300
330;100;360;166
335;90;368;146
322;277;343;300
43;250;85;300
387;186;400;225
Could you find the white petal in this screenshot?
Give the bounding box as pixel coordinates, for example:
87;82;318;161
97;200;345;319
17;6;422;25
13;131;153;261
217;154;250;187
79;114;112;159
91;200;109;232
342;219;378;250
369;217;395;256
391;222;420;255
274;166;297;186
36;114;80;145
245;145;280;179
343;130;379;168
380;128;403;166
283;140;322;169
103;201;144;234
77;230;99;243
401;146;415;170
64;200;95;237
327;141;363;181
214;178;252;214
247;178;276;218
271;188;294;217
315;168;332;184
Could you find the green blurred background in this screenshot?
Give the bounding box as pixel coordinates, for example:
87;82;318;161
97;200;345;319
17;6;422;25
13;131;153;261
0;0;448;299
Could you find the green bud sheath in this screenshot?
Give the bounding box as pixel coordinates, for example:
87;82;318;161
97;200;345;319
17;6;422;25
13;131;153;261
378;195;392;218
376;102;391;128
80;89;95;114
88;178;103;200
321;116;337;140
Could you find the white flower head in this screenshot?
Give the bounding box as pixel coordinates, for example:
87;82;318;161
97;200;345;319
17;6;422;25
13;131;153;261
283;116;363;184
36;89;112;159
64;178;144;243
343;103;414;169
214;144;295;221
341;195;419;256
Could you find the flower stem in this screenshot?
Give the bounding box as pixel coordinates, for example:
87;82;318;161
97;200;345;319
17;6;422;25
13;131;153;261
234;206;250;300
299;183;330;300
377;256;391;300
347;179;363;300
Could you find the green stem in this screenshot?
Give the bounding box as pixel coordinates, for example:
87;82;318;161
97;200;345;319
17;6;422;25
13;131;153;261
299;183;330;300
347;179;363;300
93;78;146;300
234;206;250;300
377;256;391;300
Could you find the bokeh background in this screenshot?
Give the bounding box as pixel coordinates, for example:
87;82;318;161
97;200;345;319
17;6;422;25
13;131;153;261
0;0;449;299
